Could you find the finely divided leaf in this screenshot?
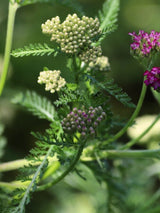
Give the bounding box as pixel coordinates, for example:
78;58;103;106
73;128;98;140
12;91;56;122
99;0;120;34
86;75;135;108
11;43;58;58
12;145;53;213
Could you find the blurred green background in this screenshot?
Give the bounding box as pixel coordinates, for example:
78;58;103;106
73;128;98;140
0;0;160;212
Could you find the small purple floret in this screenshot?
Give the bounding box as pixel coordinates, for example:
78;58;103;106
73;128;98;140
129;30;160;56
144;67;160;90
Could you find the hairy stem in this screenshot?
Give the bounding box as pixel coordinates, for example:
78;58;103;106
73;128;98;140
0;2;19;95
121;114;160;150
101;81;147;146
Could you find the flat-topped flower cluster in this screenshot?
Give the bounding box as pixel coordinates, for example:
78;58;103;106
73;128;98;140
38;70;66;93
61;106;106;137
129;30;160;56
42;14;102;63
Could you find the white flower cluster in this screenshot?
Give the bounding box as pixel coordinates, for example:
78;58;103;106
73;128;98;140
88;56;110;71
41;14;102;63
37;70;66;93
41;16;60;35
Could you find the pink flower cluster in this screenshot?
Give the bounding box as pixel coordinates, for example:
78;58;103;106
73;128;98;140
144;67;160;90
129;30;160;56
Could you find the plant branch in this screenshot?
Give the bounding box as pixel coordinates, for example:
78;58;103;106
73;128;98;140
101;81;147;146
37;140;86;191
0;2;19;95
0;155;58;172
81;149;160;161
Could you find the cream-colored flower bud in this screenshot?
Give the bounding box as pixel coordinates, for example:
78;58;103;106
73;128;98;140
38;70;66;93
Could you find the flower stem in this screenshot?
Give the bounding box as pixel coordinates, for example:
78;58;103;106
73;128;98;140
101;81;147;146
0;2;19;96
82;149;160;161
120;114;160;150
0;155;58;172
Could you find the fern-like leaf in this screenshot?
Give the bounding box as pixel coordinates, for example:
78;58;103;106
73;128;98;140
54;88;81;107
11;43;58;58
86;75;135;108
12;91;56;122
99;0;120;34
11;145;53;213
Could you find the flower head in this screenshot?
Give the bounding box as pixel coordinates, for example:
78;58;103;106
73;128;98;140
129;30;160;57
61;106;106;137
144;67;160;90
42;14;102;63
38;70;66;93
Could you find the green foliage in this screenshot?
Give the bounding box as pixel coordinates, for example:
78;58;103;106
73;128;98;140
98;0;120;43
14;0;84;15
12;91;57;122
54;87;81;107
86;75;135;108
11;146;53;213
11;43;58;58
99;0;120;31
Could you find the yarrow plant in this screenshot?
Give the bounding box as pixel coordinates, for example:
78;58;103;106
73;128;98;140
129;30;160;56
1;0;160;213
41;14;102;63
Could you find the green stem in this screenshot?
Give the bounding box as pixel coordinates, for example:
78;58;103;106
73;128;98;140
0;155;58;172
0;181;22;190
0;2;19;96
101;81;147;146
37;140;86;191
82;149;160;161
121;114;160;150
